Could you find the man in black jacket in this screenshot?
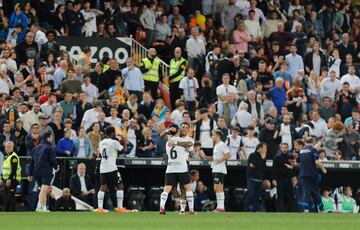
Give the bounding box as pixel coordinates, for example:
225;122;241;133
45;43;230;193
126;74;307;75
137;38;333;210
244;142;267;212
272;143;296;212
0;121;16;153
303;41;326;75
69;163;95;206
259;119;279;159
55;188;76;211
66;1;85;36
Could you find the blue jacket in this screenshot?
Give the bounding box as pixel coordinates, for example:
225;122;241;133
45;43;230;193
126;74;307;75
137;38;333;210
56;137;75;157
270;86;286;114
72;137;93;157
29;140;58;177
8;12;28;42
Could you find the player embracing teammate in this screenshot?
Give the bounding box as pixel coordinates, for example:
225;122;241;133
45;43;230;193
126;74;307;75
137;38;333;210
159;123;195;214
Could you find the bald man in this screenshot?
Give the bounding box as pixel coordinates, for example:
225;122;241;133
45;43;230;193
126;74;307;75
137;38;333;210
140;48;162;99
169;47;187;109
0;141;21;211
69;163;95;206
55;188;76;211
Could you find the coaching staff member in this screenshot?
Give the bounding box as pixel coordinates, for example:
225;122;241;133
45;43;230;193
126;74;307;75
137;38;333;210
28;132;58;212
244;142;267;212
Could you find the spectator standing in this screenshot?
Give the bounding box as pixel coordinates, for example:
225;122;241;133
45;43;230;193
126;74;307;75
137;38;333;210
8;3;28;42
60;69;82;95
140;3;156;48
221;0;240;37
30;24;48;51
285;44;304;80
179;68;199;116
122;58;144;102
81;75;98;104
244;10;262;45
319;71;341;102
81;0;104;37
15;31;38;65
155;15;171;41
56;129;75;157
338;33;356;63
270;78;286;116
337;82;357;122
185;27;205;79
66;1;85;36
304;42;326;76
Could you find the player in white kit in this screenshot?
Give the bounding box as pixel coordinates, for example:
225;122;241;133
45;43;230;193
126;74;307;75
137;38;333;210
159;125;195;215
211;129;231;212
96;126;126;213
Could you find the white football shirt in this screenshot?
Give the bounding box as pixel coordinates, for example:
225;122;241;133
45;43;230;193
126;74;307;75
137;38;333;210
226;135;241;160
99;138;123;173
165;136;193;173
212;141;230;174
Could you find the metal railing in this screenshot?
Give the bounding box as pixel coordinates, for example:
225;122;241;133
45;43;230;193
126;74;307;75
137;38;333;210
130;37;169;78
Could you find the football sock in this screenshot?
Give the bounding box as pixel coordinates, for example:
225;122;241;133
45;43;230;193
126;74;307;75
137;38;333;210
97;191;105;209
116;190;124;208
216;192;225;210
160;192;169;210
180;199;186;212
186;191;194;212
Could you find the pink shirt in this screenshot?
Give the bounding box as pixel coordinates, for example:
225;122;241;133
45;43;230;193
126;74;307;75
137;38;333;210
232;30;251;53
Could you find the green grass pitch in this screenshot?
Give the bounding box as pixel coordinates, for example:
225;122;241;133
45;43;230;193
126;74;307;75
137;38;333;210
0;212;359;230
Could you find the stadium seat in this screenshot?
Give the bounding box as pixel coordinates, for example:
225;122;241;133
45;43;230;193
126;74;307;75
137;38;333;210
146;186;163;211
230;188;247;211
126;186;146;211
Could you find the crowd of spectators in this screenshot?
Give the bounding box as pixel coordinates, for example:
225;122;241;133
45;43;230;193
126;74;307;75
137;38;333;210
0;0;359;212
0;0;357;161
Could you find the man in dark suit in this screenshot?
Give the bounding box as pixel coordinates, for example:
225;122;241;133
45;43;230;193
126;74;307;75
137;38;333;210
69;163;95;206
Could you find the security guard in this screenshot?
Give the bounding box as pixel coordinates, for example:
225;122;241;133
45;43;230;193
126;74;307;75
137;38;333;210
0;141;21;211
169;47;187;109
140;48;162;99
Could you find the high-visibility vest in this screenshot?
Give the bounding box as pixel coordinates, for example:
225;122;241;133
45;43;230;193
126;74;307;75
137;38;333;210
169;57;187;83
2;152;21;182
142;58;160;82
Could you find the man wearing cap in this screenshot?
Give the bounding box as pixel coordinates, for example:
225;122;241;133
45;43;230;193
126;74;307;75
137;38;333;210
0;141;21;211
38;114;55;140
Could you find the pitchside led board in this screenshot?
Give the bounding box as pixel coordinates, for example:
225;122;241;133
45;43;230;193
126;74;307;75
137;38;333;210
56;37;131;68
